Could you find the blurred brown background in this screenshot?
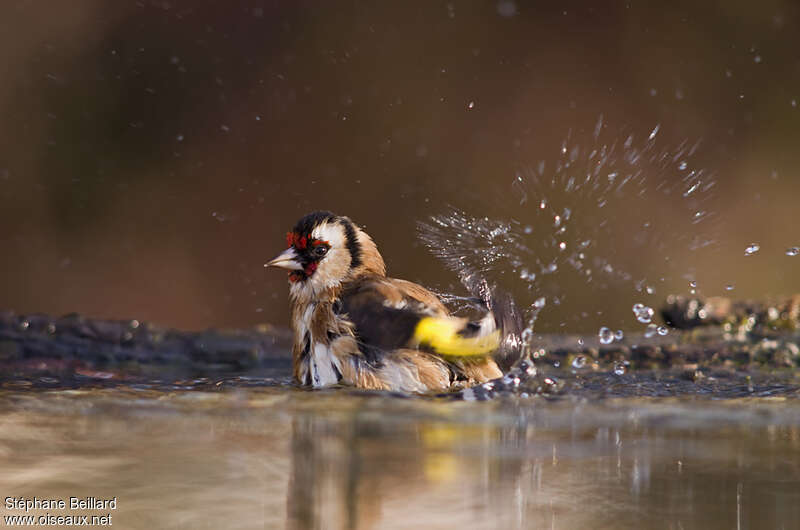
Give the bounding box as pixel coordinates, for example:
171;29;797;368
1;0;799;333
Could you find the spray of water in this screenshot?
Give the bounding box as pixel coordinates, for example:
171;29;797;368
419;117;719;342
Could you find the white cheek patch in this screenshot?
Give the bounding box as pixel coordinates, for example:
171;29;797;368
310;222;351;286
311;221;346;249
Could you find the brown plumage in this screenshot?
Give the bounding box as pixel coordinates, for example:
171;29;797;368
267;211;503;393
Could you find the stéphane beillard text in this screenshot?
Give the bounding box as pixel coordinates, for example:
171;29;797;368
5;497;117;512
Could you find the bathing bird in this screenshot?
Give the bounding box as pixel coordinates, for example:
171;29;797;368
266;211;505;392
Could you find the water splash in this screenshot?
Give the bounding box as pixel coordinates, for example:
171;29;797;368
598;326;614;345
419;118;718;334
632;303;655;324
571;355;587;369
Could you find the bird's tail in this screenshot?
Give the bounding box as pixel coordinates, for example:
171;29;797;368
484;289;524;371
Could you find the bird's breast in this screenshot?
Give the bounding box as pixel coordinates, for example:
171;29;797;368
293;301;348;388
309;342;342;387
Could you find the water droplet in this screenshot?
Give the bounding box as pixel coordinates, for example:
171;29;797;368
523;225;533;234
558;242;567;251
648;124;660;140
488;227;506;238
496;0;517;17
598;326;614;345
521;359;537;376
725;284;735;291
539;199;547;209
786;247;799;257
553;361;560;368
754;55;762;63
678;161;687;170
744;243;760;256
572;355;586;369
632;303;654;324
615;330;624;341
657;325;669;336
644;323;658;338
467;101;475;110
645;285;655;295
613;362;626;376
520;328;534;344
792;99;797;108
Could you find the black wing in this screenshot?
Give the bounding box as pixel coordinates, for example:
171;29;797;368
338;278;438;360
338;277;501;362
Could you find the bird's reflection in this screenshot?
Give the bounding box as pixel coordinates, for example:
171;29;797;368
283;401;800;529
284;403;530;529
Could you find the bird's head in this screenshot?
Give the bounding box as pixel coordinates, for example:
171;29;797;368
266;211;386;291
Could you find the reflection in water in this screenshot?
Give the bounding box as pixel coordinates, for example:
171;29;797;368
286;398;800;529
1;389;799;529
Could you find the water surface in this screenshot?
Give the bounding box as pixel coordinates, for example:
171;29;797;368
2;385;798;529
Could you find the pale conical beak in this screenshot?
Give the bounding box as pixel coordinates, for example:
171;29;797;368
265;248;303;270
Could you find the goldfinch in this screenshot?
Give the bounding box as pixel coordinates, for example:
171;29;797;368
266;211;505;392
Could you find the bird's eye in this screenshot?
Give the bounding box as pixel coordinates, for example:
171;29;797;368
312;244;329;258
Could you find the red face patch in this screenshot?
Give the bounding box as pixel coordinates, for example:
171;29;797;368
286;232;308;249
284;232;328;283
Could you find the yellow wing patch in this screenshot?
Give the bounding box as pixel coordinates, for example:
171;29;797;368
413;317;500;357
